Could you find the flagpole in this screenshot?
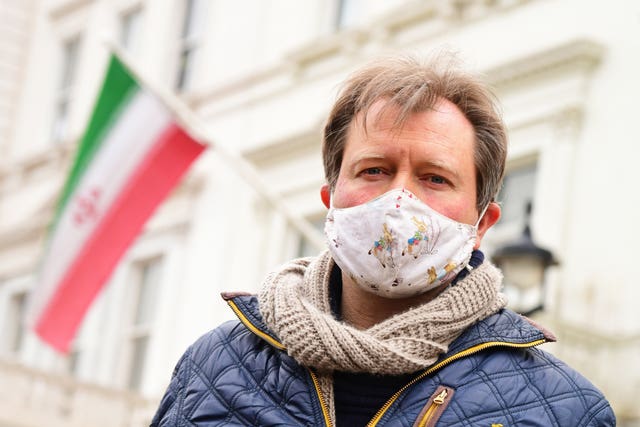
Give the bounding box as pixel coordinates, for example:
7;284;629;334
105;42;326;251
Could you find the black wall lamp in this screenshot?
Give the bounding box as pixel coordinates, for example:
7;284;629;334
492;202;559;317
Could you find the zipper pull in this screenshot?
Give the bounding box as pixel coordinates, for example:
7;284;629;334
413;387;454;427
433;389;448;404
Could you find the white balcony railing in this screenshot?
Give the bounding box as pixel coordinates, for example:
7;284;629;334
0;357;158;427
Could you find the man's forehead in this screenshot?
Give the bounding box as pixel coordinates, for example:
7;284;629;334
354;97;459;133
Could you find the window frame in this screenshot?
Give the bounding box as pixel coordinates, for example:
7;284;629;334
121;256;164;391
51;35;82;144
174;0;205;92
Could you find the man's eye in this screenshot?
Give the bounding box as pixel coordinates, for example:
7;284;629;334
363;167;383;175
428;175;447;184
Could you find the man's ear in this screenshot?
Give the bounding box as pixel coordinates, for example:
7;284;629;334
474;202;501;249
320;184;331;209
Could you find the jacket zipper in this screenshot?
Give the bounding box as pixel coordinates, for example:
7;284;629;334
309;369;333;427
413;386;454;427
366;339;546;426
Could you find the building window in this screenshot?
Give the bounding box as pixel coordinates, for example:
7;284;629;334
3;291;27;354
335;0;365;30
480;160;539;258
297;216;326;258
120;7;143;53
51;36;81;143
125;257;163;391
66;347;82;376
175;0;205;91
498;162;538;226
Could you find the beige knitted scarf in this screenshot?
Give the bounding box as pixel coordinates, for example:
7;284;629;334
258;250;507;375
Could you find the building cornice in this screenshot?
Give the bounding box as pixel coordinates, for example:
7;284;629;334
486;39;604;90
47;0;95;21
190;0;539;112
242;126;322;168
0;213;49;251
0;138;74;192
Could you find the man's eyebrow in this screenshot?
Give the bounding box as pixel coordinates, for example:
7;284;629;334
418;160;462;180
350;153;387;164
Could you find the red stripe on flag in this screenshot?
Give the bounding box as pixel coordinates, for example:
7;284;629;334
35;123;205;352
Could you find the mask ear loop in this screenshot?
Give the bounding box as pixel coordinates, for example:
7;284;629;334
466;202;491;272
474;203;491;228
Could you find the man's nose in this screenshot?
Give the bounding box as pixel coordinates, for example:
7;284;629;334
389;172;417;194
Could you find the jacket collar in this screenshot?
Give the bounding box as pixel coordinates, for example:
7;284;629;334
446;308;555;357
222;292;554;355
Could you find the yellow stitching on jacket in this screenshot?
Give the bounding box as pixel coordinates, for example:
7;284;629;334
226;299;285;350
366;339;546;426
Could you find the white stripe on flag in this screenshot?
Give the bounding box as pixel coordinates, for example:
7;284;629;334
30;90;172;324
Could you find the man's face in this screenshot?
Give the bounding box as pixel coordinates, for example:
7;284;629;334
328;98;499;248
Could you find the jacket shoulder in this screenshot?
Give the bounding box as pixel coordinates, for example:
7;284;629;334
152;317;323;426
434;311;616;426
151;320;254;426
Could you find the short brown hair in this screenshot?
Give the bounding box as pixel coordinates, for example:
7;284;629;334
322;55;507;211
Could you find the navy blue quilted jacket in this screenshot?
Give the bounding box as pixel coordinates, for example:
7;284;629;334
151;294;615;426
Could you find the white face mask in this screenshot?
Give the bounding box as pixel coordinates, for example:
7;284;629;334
324;188;484;298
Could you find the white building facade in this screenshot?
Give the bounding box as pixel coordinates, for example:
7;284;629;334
1;0;638;425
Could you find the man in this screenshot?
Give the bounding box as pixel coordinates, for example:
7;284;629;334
152;56;615;426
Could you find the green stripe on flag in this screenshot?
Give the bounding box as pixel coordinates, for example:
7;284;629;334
53;55;139;224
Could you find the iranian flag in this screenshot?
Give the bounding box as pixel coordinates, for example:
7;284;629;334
29;55;206;352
